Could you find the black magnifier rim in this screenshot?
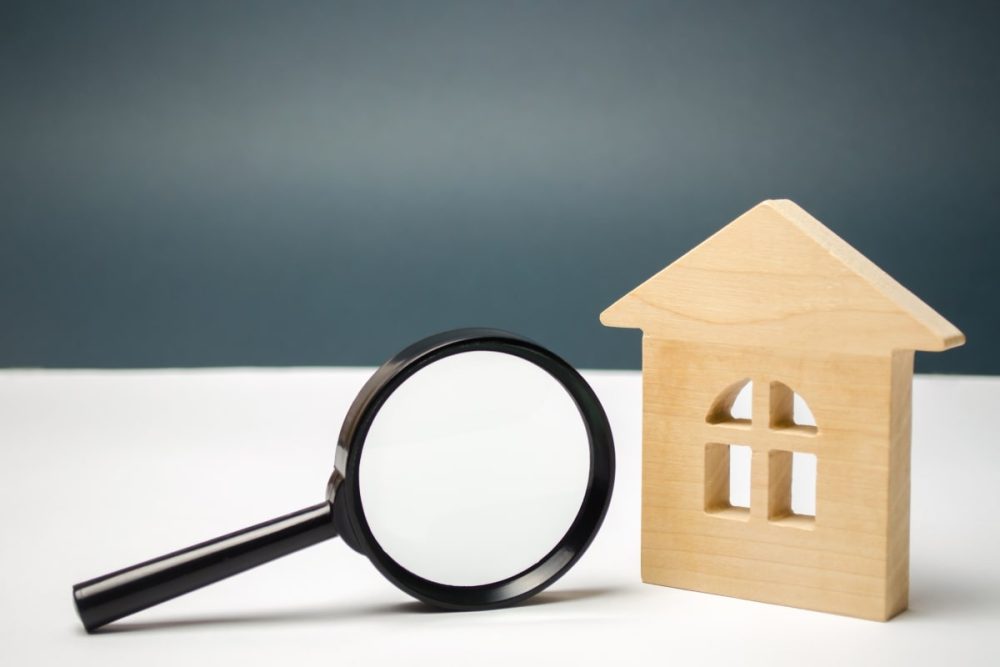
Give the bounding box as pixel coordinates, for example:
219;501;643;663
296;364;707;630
328;328;615;611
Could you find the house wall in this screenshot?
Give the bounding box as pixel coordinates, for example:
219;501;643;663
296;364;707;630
640;337;909;620
886;349;915;618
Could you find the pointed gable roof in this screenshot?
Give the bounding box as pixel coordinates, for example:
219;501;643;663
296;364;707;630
601;200;964;354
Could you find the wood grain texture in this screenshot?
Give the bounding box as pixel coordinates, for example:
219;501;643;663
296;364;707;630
603;200;964;620
601;200;964;355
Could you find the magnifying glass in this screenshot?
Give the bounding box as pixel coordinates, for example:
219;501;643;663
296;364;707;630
73;328;615;632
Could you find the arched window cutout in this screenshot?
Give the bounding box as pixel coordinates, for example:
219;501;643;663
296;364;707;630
792;393;816;427
769;382;818;435
706;378;752;426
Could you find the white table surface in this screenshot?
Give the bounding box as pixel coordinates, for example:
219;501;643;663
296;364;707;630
1;368;997;665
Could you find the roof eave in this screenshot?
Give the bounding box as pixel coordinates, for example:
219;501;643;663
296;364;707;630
913;326;966;352
599;295;642;330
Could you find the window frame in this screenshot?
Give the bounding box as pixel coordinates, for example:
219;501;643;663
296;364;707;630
703;378;818;529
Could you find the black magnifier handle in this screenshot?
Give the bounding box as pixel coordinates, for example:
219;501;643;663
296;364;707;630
72;502;338;632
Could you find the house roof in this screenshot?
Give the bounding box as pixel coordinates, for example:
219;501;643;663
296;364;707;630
600;200;964;354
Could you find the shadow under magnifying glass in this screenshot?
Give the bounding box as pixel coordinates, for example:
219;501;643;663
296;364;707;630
89;586;628;634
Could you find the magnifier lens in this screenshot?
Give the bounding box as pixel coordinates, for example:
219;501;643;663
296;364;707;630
359;351;590;586
73;329;612;631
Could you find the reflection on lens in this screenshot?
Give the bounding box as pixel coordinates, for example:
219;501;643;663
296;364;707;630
359;351;590;586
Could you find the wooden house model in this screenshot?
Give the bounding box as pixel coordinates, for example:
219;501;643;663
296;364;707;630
601;200;964;620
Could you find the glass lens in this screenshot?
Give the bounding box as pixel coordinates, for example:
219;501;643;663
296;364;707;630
358;351;590;586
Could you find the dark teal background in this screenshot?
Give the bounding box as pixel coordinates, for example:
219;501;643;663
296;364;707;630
2;1;997;373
